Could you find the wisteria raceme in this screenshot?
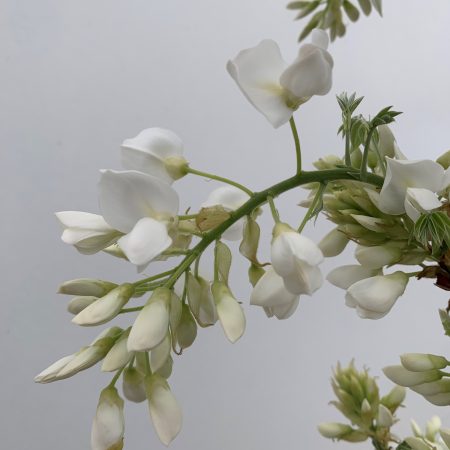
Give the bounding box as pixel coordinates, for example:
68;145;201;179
35;4;450;449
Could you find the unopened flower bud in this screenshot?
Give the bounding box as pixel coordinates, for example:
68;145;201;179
122;367;146;403
377;404;394;428
411;379;450;396
424;392;450;406
318;228;349;257
212;281;246;343
437;150;450;169
186;273;217;327
239;217;261;262
128;288;171;352
102;330;133;372
72;283;134;326
175;304;197;351
150;334;171;372
317;422;353;439
383;365;442;387
67;296;98;315
354;244;402;269
405;437;434;450
381;385;406;410
58;278;117;297
145;374;182;446
400;353;448;372
91;387;124;450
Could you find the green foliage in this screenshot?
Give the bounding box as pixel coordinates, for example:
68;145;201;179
413;211;450;254
370;106;402;128
287;0;383;42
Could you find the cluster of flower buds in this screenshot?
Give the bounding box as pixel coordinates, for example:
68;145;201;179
318;362;405;446
383;354;450;407
405;416;450;450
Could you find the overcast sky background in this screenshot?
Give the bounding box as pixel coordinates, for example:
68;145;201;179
2;1;450;449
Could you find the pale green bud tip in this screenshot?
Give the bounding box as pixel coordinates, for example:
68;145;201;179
400;353;448;372
150;287;172;304
318;423;353;439
57;278;117;297
99;386;124;409
437;150;450;169
272;222;294;238
165;156;188;180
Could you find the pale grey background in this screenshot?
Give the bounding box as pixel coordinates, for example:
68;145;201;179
2;1;450;449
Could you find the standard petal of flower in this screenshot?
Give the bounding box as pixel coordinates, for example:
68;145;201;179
280;44;333;99
118;218;172;266
99;170;179;233
250;267;298;308
121;128;183;183
326;265;380;290
227;39;293;128
146;375;182;446
379;158;445;215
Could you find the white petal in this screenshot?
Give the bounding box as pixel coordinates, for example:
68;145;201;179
250;268;297;307
123;367;147;403
354;245;401;269
56;211;119;254
280;44;333;99
34;355;75;383
405;188;442;221
383;365;441;387
327;265;380;290
222;220;245;241
150;334;171;373
121;128;183;183
128;299;170;352
283;261;323;296
146;375;182;446
379;158;445;215
202;186;250;211
271;231;323;277
227;39;293;128
118;218;172;266
101;335;133;372
271;297;300;320
98;170;179;233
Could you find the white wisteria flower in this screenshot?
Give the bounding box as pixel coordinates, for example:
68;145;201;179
250;267;300;320
202;186;250;241
345;271;409;319
55;211;121;255
145;374;182;446
227;29;333;128
99;170;179;268
121;127;187;184
91;387;125;450
378;158;446;215
271;223;324;296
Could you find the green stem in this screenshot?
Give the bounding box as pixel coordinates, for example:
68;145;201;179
134;269;175;287
344;115;351;166
298;183;326;233
178;214;197;220
163;168;383;289
289;117;302;174
108;367;125;388
267;196;281;223
186;166;253;196
360;128;376;181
